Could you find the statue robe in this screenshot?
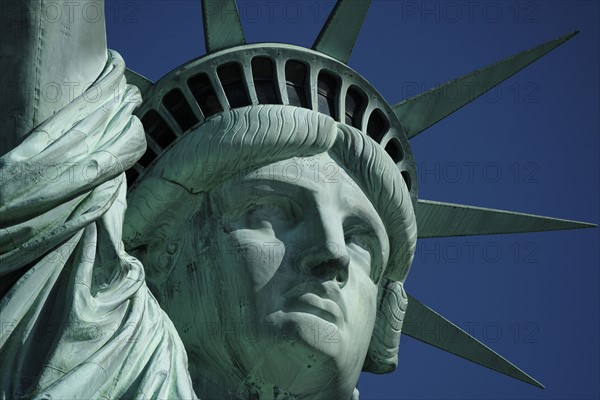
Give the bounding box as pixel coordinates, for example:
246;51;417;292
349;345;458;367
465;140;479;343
0;51;198;399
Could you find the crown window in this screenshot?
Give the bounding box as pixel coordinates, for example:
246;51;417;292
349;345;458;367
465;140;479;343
252;57;279;104
188;73;223;117
217;62;251;108
162;88;199;132
384;137;404;163
285;60;309;109
366;108;389;142
317;71;339;120
345;86;366;128
141;109;178;149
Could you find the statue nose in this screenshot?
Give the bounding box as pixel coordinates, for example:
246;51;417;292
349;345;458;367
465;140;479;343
306;254;350;287
294;213;350;287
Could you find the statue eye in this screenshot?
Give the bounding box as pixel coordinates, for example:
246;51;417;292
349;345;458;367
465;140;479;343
346;233;372;253
344;223;383;284
345;231;373;266
244;196;301;230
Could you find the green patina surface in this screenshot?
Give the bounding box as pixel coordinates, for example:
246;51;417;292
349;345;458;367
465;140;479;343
0;1;594;399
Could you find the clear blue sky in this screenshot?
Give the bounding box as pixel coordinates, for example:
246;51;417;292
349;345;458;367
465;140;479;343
106;1;599;398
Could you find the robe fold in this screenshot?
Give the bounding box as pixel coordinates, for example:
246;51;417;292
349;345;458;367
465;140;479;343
0;51;198;400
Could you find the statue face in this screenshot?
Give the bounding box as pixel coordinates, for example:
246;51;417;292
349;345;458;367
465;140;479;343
167;151;389;395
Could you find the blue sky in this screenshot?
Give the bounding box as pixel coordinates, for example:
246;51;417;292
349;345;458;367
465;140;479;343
106;1;599;398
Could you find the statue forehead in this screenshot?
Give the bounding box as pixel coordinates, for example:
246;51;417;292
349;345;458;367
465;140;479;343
212;152;387;232
232;152;366;203
243;152;362;192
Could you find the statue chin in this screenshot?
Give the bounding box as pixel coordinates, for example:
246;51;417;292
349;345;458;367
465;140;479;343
187;324;358;399
181;296;363;398
259;313;361;396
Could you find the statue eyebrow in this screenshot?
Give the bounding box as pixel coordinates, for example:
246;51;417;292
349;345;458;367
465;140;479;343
344;211;387;251
340;188;386;232
215;178;308;213
236;176;317;196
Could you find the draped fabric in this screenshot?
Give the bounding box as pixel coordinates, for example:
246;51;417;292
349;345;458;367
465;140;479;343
0;51;197;399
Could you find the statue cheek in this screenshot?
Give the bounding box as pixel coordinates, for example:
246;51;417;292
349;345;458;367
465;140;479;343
225;229;287;288
345;273;378;328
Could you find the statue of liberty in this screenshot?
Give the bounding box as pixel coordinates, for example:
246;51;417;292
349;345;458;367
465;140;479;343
0;1;594;398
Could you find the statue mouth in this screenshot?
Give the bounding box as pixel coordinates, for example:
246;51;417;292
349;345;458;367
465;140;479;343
282;283;346;325
283;293;342;324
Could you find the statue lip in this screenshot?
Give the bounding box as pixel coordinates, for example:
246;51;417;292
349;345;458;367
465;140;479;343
282;282;346;324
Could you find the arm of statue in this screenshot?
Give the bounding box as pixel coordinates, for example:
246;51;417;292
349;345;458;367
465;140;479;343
0;2;197;398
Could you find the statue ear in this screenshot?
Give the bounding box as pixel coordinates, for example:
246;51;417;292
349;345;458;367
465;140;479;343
362;279;408;374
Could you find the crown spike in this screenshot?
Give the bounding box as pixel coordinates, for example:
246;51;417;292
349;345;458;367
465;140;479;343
417;199;595;238
202;0;246;53
313;0;372;64
403;294;544;389
393;31;579;139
